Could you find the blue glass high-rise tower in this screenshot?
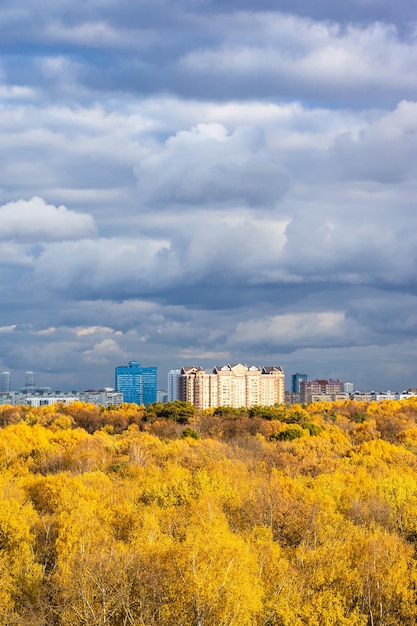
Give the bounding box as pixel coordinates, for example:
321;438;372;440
115;361;157;406
291;372;307;393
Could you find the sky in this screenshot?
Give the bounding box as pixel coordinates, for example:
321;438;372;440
1;0;417;393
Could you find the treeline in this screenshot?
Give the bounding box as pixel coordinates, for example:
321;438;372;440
1;398;417;624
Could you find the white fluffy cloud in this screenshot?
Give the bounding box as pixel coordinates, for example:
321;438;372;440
82;338;127;365
135;123;289;208
0;197;96;241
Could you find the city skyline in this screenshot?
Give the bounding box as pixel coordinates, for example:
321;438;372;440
1;1;417;392
1;361;415;396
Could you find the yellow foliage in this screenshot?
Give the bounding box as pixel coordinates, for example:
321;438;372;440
172;497;263;625
300;590;367;626
0;401;417;624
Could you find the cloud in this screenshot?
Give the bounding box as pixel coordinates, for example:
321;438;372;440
33;237;170;297
134;123;289;208
0;197;96;242
0;325;16;334
0;242;34;266
75;326;122;337
30;210;290;301
1;0;417;392
331;100;417;183
30;327;56;335
82;338;127;365
229;312;363;351
3;3;416;105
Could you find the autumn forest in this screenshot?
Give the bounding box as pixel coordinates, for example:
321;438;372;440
2;398;417;625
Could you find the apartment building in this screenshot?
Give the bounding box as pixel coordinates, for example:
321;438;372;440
309;393;350;403
300;379;344;403
167;369;181;402
179;363;285;409
79;389;124;407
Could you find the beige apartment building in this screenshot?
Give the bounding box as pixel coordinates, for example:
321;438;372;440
179;363;285;409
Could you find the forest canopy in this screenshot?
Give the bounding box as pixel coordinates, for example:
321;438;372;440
1;398;417;625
